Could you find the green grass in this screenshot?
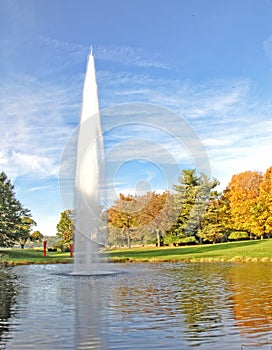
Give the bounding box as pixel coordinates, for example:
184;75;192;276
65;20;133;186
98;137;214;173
0;248;72;266
105;239;272;263
2;239;272;266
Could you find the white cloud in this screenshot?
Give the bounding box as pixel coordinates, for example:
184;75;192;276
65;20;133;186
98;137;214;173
0;74;77;180
42;37;86;58
97;70;272;193
42;38;170;70
96;46;170;69
11;151;58;178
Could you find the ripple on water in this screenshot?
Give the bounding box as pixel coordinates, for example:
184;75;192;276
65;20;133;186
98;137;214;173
1;262;272;349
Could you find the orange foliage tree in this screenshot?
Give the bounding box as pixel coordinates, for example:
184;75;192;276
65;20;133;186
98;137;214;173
107;191;175;248
225;170;263;238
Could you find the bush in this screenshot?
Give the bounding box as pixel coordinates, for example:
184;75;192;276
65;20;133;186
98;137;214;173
53;241;71;252
163;234;197;246
228;231;248;241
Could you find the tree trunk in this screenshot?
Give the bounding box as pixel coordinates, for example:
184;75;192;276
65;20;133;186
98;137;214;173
127;232;131;248
156;229;161;247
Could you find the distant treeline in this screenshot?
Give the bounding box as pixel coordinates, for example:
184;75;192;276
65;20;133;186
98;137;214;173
106;167;272;247
55;166;272;249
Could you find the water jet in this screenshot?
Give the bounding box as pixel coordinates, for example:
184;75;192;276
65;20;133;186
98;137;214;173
73;49;105;275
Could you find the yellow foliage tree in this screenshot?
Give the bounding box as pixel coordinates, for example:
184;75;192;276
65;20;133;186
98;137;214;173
225;170;263;238
257;166;272;237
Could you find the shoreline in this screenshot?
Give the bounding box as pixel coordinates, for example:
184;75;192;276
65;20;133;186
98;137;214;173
2;239;272;266
2;256;272;267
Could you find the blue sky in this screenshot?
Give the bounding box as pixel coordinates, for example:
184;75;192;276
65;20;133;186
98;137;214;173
1;0;272;235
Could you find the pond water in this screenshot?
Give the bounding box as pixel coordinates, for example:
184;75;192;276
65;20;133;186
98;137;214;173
1;262;272;349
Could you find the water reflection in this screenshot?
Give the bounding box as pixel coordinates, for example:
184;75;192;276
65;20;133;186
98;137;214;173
0;267;18;347
74;276;110;349
3;262;272;349
166;263;238;348
228;263;272;344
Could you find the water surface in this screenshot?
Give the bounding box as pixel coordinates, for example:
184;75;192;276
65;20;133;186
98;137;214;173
1;262;272;349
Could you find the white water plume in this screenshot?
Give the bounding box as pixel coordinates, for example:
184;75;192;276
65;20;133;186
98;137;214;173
73;50;105;274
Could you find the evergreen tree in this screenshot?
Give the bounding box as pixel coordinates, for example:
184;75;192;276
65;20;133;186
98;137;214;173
170;170;219;244
0;171;33;247
197;191;228;243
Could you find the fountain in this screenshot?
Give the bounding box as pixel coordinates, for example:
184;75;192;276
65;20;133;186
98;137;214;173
73;49;105;274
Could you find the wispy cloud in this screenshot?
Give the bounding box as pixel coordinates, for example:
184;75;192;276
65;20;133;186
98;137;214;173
0;73;78;180
97;68;271;189
95;46;170;69
42;37;170;70
41;37;86;58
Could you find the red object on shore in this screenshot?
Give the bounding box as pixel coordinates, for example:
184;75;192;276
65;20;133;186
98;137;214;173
43;240;47;257
69;244;73;258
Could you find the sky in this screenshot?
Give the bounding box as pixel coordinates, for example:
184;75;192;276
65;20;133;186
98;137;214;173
0;0;272;235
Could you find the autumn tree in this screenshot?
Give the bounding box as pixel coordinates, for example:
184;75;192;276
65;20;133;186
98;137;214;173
255;166;272;237
134;191;176;247
107;192;176;248
225;170;263;238
0;171;33;247
108;194;138;248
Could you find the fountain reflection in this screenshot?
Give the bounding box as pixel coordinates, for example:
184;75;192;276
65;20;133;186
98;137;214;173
74;276;109;349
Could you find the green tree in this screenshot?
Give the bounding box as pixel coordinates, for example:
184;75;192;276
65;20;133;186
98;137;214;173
30;230;44;243
0;171;33;247
170;169;200;244
197;191;228;244
170;170;219;244
17;216;37;248
56;210;74;243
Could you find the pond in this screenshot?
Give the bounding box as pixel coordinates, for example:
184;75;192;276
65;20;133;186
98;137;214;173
1;262;272;349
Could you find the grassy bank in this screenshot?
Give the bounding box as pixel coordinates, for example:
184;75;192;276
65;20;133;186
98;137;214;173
0;248;72;266
1;239;272;266
106;239;272;263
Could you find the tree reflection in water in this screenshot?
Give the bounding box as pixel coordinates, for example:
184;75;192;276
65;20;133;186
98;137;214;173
0;267;18;347
228;263;272;339
171;263;233;346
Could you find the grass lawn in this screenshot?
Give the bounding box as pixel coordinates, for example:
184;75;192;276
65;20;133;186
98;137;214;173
105;239;272;263
1;239;272;265
0;248;72;266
